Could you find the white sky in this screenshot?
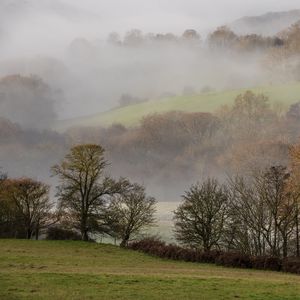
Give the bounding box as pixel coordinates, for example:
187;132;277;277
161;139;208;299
1;0;300;56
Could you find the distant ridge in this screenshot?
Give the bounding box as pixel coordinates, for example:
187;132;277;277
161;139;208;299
229;9;300;36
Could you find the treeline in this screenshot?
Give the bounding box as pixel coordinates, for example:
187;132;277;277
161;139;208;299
1;89;300;197
1;142;300;274
1;142;300;257
0;144;156;247
173;164;300;258
67;91;300;194
106;23;300;56
104;23;300;82
126;156;300;274
107;27;282;52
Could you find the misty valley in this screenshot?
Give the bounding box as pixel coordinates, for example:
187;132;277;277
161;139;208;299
1;2;300;300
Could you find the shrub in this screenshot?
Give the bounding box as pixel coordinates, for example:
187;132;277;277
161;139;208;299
128;238;300;275
216;252;252;269
128;237;166;254
282;258;300;274
197;250;221;264
262;256;282;271
250;256;266;270
46;226;81;241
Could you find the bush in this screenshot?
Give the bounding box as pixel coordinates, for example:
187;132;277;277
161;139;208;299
46;226;81;241
282;258;300;274
128;238;300;275
262;256;282;271
192;250;220;264
216;252;252;269
251;256;282;271
250;256;266;270
128;237;166;253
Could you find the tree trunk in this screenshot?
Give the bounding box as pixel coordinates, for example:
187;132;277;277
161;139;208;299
81;215;89;241
282;236;288;258
120;234;130;248
27;228;32;239
35;222;40;240
203;240;211;252
82;230;89;241
120;240;127;248
35;229;39;240
296;207;300;257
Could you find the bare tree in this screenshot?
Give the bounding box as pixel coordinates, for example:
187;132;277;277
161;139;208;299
287;144;300;257
228;175;269;256
106;184;156;247
52;144;130;241
174;178;228;251
229;166;297;257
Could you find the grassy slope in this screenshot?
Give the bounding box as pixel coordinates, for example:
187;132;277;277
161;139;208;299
60;82;300;129
0;240;300;300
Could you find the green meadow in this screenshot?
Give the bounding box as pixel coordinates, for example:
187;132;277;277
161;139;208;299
0;239;300;300
60;82;300;129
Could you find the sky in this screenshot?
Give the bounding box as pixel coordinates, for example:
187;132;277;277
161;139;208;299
1;0;300;57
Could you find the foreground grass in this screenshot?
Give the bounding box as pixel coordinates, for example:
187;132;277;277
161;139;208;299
0;240;300;299
60;82;300;129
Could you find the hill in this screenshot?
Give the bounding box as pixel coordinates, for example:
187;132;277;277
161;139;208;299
59;82;300;129
229;9;300;36
0;240;300;300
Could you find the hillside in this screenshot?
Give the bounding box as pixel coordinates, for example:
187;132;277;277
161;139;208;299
1;240;300;300
229;9;300;36
60;82;300;129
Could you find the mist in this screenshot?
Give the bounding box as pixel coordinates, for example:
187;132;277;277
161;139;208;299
0;0;299;119
0;0;300;201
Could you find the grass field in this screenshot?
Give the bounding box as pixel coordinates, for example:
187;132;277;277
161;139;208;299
60;82;300;129
1;240;300;299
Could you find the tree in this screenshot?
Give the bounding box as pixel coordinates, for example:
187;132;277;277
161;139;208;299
229;166;297;257
0;75;57;129
106;184;156;247
182;29;201;44
107;32;122;46
288;144;300;257
217;91;277;144
1;178;54;239
0;172;17;238
174;179;228;251
208;26;238;50
124;29;144;47
259;166;296;257
52;144;130;241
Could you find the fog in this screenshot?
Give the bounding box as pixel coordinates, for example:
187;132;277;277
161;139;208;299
1;0;298;119
0;0;300;200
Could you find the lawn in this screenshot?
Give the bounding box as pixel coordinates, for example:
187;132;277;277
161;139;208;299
0;239;300;299
59;82;300;129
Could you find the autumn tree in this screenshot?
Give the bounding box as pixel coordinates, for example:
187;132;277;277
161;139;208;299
174;179;229;251
106;184;156;247
0;178;54;239
0;172;15;238
217;91;277;143
182;29;201;44
52;144;131;241
208;26;238;50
